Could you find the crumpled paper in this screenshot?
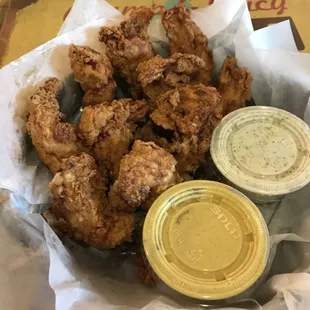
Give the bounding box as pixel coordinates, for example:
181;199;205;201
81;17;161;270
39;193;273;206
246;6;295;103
0;0;310;309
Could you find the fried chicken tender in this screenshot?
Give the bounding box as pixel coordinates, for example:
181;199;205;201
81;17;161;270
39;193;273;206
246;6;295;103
49;153;136;249
218;56;253;115
151;84;223;173
99;7;155;95
79;99;149;181
69;44;116;106
110;140;181;212
26;78;86;174
137;53;206;102
162;4;214;85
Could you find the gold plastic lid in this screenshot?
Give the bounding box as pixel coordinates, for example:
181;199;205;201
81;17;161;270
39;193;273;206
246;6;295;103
211;106;310;197
143;181;269;300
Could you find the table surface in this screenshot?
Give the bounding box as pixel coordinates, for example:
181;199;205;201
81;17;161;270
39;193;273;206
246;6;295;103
0;0;308;67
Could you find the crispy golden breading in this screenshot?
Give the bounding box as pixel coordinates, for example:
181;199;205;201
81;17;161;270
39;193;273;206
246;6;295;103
82;82;116;107
79;99;149;181
68;44;116;106
170;136;210;174
218;56;253;115
110;140;180;212
28;4;255;283
49;153;136;249
26;78;87;174
98;7;155;95
152;85;219;135
69;44;114;89
134;121;170;150
137;53;206;102
108;184;133;213
162;4;214;85
151;84;223;173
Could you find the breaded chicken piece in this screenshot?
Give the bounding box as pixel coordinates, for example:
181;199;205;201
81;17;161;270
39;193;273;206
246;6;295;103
162;4;214;85
110;141;181;212
137;53;206;102
68;44;116;106
49;153;136;249
79;99;149;181
99;7;155;96
151;84;223;173
26;78;86;174
218;56;253;115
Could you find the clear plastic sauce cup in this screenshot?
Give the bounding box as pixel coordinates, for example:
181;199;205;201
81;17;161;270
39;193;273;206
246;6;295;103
211;106;310;203
143;180;269;301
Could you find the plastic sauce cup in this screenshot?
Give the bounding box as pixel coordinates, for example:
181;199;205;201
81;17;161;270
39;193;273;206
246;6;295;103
143;180;269;301
211;106;310;203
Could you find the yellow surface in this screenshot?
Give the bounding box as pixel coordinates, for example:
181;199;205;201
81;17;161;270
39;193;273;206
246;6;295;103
0;0;9;6
143;181;269;300
1;0;309;65
2;0;73;65
169;201;243;271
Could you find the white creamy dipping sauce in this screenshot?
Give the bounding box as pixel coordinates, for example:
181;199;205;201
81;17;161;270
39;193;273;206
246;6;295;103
211;106;310;201
231;123;297;176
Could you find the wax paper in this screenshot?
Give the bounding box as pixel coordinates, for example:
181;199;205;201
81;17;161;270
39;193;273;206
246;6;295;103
0;0;310;309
